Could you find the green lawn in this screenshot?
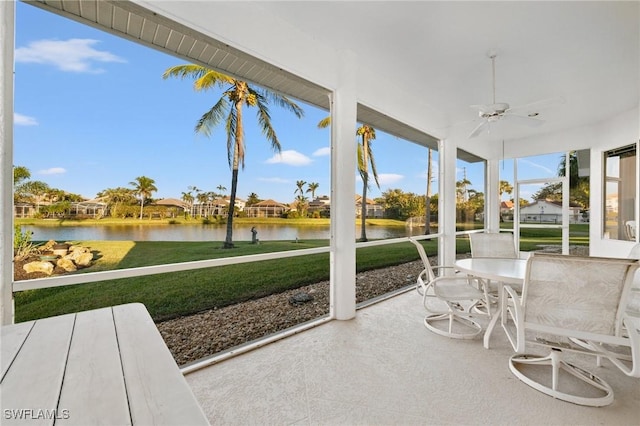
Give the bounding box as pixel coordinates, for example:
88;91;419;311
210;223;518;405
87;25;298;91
14;224;589;323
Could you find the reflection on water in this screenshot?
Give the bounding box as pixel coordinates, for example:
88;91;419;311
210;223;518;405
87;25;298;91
23;223;429;242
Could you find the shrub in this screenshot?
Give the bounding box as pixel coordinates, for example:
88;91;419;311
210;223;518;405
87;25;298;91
13;225;40;260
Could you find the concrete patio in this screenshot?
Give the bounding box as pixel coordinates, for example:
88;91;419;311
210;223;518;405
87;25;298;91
186;290;639;425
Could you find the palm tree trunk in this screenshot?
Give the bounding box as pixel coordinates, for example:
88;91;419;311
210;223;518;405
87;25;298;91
223;98;244;249
424;148;432;235
360;174;368;242
224;168;238;248
139;197;144;220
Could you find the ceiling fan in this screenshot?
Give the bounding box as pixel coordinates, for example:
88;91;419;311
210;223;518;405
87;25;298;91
468;51;564;138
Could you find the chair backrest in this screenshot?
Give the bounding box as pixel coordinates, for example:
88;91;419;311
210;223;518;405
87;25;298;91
408;237;436;282
626;221;637;240
469;232;517;259
522;253;639;340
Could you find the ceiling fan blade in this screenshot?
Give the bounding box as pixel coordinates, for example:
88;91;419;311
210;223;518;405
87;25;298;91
507;96;566;115
468;120;488;138
503;113;545;127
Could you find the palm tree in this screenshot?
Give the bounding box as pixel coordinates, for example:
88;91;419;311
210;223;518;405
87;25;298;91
129;176;157;220
306;182;319;199
97;187;135;218
21;180;50;213
295;180;307;196
317;119;380;241
246;192;260;206
355;125;380;241
163;65;304;248
217;185;227;196
424;148;433;235
181;191;194;217
196;192;209;218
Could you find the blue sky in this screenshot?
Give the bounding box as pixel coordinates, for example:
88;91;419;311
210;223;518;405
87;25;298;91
13;3;560;203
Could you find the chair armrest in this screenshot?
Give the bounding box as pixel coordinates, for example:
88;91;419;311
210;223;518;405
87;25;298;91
501;284;525;352
621;314;640;377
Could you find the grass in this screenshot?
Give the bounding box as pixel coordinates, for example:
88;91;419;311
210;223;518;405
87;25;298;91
13;224;589;323
15;239;434;323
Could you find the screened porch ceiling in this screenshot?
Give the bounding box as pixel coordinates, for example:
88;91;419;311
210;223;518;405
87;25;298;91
25;0;638;164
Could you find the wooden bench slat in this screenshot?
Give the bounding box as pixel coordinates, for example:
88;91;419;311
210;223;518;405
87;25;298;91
0;314;75;426
56;307;131;425
112;303;209;425
1;321;34;381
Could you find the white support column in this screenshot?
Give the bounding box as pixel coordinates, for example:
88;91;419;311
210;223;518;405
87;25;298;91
438;139;457;270
0;0;15;325
329;50;357;320
485;159;500;232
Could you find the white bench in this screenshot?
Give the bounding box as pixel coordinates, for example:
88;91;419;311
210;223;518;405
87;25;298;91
1;303;209;425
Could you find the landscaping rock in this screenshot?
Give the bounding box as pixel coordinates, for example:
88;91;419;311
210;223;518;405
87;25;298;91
23;261;54;276
73;252;94;267
288;292;314;305
57;257;78;272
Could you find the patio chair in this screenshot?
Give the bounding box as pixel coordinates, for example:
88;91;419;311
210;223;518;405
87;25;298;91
626;243;640;321
625;220;637;241
501;253;640;406
469;232;519;314
469;232;518;259
409;237;489;339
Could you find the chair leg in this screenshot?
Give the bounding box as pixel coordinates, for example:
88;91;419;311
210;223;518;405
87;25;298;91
509;351;614;407
424;310;483;339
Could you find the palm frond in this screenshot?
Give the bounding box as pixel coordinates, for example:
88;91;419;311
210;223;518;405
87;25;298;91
368;142;380;188
253;91;281;152
195;98;229;137
317;116;331;129
260;88;305;118
162;64;210;81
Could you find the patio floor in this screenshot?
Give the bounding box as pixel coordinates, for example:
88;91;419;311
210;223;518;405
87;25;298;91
185;290;640;425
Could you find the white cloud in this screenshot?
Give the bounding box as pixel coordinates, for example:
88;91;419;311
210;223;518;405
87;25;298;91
14;113;38;126
15;39;126;73
258;177;290;184
313;146;331;157
38;167;66;175
378;173;404;186
265;150;313;166
519;159;555;176
356;173;404;186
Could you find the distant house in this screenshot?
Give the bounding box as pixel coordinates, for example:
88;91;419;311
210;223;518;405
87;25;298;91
154;198;190;210
308;196;331;217
245;199;287;218
14;202;35;218
500;200;514;221
355;195;384;218
520;199;585;224
69;201;108;218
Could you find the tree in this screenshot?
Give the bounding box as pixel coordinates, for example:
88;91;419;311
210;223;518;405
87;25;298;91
129;176;157;219
424;149;433;235
217;185;227;196
456;178;471;203
295;180;307;196
97;187;136;217
164;65;304;248
20;180;50;212
317;118;380;241
13;165;30;185
499;180;513;199
246;192;261;206
306;182;319;199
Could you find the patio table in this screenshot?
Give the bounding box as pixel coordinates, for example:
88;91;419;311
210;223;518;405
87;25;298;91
454;258;527;349
1;303;209;425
